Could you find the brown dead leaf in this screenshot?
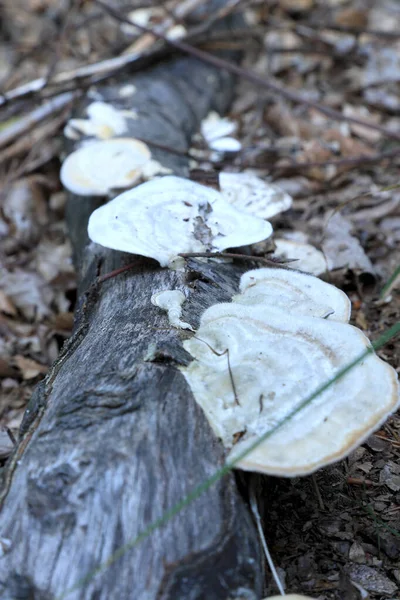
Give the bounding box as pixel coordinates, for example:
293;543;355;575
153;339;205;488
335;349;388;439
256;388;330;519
0;268;53;320
0;357;19;378
51;311;74;332
265;104;318;139
334;8;369;28
0;429;14;460
323;129;374;158
13;355;48;380
34;240;73;282
343;104;382;143
280;0;314;12
2;177;48;247
322;213;375;273
0;291;17;316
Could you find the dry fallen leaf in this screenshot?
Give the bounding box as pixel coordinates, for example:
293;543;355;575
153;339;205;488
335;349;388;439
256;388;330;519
13;355;48;380
0;268;54;320
0;291;17;316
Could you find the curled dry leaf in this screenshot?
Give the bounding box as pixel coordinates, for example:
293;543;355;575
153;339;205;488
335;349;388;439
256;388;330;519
60;138;171;196
219;172;293;220
0;290;17;316
14;355;48;380
3;177;48;246
322;213;374;273
0;268;53;320
0;430;14;461
34;241;74;282
274;239;327;275
88;176;273;267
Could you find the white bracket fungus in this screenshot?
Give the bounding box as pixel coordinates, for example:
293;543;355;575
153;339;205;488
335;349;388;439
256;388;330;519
60;138;171;196
64;101;137;140
235;268;351;322
151;290;194;331
181;302;398;476
274;239;327;275
88;176;273;267
200;111;242;152
219;172;293;220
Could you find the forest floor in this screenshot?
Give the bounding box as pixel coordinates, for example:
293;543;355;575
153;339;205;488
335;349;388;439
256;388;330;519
0;1;399;599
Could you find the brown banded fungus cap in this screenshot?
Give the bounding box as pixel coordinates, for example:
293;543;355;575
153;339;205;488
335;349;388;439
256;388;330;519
180;302;399;477
88;176;273;267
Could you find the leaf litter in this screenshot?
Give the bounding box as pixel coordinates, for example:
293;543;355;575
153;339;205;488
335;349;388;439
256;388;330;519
0;0;400;597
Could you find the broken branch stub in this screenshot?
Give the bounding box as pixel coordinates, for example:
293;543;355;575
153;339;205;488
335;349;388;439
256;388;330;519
88;176;273;267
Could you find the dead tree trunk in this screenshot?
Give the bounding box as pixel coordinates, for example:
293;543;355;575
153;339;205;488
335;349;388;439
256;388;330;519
0;34;263;600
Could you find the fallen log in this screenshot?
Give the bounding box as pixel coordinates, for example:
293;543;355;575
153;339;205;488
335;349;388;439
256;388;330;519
0;19;264;600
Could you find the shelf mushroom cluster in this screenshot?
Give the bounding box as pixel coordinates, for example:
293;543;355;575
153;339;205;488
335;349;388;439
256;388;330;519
87;176;274;267
61;101;171;196
180;268;399;477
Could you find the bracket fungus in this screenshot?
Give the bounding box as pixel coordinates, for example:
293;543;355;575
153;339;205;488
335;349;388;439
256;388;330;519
200;111;242;152
219;172;293;220
60;138;170;196
151;290;194;331
64;101;134;140
88;176;273;267
274;239;328;276
180;272;399;477
235;268;351;322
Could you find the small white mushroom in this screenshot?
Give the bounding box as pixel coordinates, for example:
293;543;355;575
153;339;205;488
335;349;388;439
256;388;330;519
180;303;399;476
151;290;194;331
274;239;327;275
200;111;242;152
60;138;170;196
235;268;351;322
88;176;273;267
219;172;293;220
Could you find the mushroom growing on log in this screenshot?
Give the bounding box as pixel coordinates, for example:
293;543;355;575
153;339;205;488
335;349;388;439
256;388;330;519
0;24;264;600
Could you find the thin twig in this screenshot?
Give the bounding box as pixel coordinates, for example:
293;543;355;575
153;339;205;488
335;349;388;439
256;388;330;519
250;478;285;596
0;0;241;109
179;252;296;267
0;91;78;150
95;0;400;142
319;23;400;39
273;146;400;174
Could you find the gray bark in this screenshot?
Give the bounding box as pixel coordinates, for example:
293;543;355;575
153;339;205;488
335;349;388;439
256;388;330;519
0;32;263;600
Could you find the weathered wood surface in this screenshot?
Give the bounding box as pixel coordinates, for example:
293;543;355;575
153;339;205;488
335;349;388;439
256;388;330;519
0;28;263;600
